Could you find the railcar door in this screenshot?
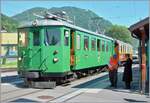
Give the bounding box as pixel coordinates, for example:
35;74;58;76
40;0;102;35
29;28;42;70
70;30;75;66
18;28;29;69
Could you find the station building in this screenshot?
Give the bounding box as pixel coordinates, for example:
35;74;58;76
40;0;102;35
129;17;149;94
0;31;18;57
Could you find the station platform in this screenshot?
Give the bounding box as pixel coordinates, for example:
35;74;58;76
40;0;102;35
49;64;150;103
1;64;150;103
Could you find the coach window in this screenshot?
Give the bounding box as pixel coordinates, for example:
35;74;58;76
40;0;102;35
76;34;80;49
18;29;28;47
44;28;61;46
120;45;122;53
109;44;111;52
102;40;105;51
84;36;89;51
91;38;96;51
119;45;121;53
123;45;125;53
97;39;100;51
106;42;108;52
64;30;69;46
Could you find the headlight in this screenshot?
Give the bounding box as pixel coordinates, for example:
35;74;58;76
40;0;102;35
53;58;59;63
18;57;22;61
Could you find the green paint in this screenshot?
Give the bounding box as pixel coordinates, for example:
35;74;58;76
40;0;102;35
18;26;115;75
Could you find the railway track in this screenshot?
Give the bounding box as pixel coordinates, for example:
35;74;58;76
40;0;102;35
0;68;17;73
1;66;109;102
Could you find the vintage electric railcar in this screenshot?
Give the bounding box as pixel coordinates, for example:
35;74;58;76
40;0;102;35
17;15;132;85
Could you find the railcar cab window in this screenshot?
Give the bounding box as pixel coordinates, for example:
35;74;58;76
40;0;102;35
44;28;61;46
84;36;89;51
91;38;96;51
33;30;40;46
76;34;81;49
102;40;105;51
18;29;28;47
64;30;69;46
97;39;100;51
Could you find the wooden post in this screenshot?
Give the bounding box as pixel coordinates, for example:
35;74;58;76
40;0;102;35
139;27;146;94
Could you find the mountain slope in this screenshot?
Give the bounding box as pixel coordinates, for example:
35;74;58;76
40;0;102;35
1;13;18;32
12;6;112;33
12;7;47;22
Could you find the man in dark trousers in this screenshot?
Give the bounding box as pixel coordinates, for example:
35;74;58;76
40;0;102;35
108;54;119;88
123;54;133;89
108;41;119;88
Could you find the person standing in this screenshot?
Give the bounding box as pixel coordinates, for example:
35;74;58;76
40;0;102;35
122;54;133;89
108;54;119;88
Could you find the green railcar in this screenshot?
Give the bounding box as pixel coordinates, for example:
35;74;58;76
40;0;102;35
18;17;115;83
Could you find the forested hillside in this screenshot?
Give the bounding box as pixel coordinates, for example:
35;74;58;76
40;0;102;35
1;6;136;46
1;13;18;32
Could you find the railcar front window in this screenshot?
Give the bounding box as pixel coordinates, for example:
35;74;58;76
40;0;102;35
33;30;40;46
18;30;28;47
44;28;61;46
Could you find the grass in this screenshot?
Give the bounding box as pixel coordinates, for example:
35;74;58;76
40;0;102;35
0;59;17;68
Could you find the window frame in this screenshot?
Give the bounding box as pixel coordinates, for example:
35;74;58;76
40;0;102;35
84;35;89;51
97;39;100;51
18;29;28;47
102;40;105;52
44;28;61;46
64;30;69;46
76;34;81;50
91;38;96;51
33;30;40;46
106;42;108;52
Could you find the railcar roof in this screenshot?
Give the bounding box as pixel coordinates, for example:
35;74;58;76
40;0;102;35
18;19;114;41
116;40;132;48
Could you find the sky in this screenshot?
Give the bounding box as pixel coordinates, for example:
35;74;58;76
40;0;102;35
1;0;149;27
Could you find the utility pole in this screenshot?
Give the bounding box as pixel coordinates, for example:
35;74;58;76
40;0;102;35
91;17;104;34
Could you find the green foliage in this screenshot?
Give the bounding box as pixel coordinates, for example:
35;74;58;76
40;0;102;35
105;25;132;44
1;13;18;32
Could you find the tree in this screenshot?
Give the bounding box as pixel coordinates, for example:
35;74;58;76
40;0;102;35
105;25;132;44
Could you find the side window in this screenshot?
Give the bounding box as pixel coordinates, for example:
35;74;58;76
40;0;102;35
121;45;123;53
44;28;61;46
64;30;69;46
84;36;89;51
91;38;96;51
33;30;40;46
76;34;80;50
102;40;105;51
106;42;108;52
109;43;112;52
97;39;100;51
119;45;121;53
